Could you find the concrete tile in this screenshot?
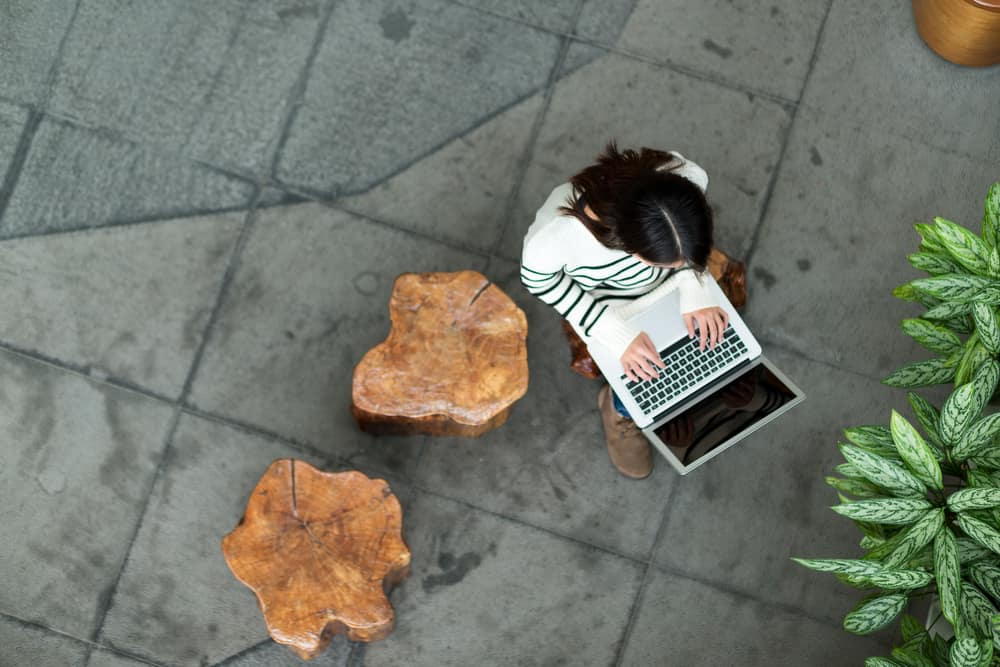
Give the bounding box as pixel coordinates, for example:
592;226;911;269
87;647;164;667
802;0;1000;163
0;351;174;639
650;348;940;625
362;490;644;666
574;0;639;43
498;45;791;261
188;203;488;475
48;0;320;174
0;213;243;399
98;413;377;666
581;0;828;100
214;638;351;667
0;0;75;106
413;259;674;559
0;102;29;184
455;0;581;32
0;616;88;667
1;118;253;238
619;570;890;666
276;0;561;196
746;107;998;380
338;94;544;253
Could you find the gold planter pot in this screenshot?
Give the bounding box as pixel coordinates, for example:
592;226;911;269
912;0;1000;66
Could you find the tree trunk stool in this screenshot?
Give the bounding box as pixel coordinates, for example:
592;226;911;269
352;270;529;437
563;247;747;379
221;460;410;660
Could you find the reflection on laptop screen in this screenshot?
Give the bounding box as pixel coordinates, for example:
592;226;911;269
652;364;797;467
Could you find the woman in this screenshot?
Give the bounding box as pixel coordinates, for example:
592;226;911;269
520;142;728;479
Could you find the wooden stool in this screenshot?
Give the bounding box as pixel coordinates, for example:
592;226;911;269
221;460;410;659
563;248;747;379
912;0;1000;67
352;270;529;437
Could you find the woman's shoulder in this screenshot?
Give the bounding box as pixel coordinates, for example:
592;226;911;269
658;151;708;192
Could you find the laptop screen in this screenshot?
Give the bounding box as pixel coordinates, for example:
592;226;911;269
649;360;801;471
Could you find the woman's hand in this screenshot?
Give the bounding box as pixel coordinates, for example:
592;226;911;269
620;332;665;383
683;306;729;351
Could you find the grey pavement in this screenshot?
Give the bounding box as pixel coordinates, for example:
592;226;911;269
0;1;997;665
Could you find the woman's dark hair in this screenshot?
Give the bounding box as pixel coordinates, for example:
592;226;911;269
559;141;714;272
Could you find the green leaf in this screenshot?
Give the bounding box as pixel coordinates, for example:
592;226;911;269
839;443;928;499
865;658;903;667
833;498;934;525
950;488;1000;512
957;513;1000;556
969;563;1000;604
844;593;908;635
826;476;883;498
847;426;905;460
951;637;985;667
885;358;957;388
974;305;1000;355
903;318;964;354
937;527;963;625
935;217;991;274
953;413;1000;459
884;509;946;568
909;252;967;276
836;462;869;480
989;246;1000;280
861;534;885;550
896;282;924;303
931;635;951;667
991;612;1000;652
971;450;1000;471
962;581;999;641
942;383;982;446
908;392;947;454
891;647;936;667
891;410;944;489
902;613;926;642
911;274;1000;304
925;301;973;321
983;183;1000;249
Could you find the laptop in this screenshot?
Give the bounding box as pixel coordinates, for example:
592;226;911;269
587;275;805;474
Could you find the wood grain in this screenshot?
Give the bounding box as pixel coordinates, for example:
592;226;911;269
222;460;410;659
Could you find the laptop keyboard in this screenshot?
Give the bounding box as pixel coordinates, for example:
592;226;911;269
622;325;748;415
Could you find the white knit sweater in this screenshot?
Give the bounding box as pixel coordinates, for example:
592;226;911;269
520;153;717;359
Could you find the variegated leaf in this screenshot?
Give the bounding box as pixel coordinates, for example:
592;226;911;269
911;274;1000;304
934;217;990;274
991;612;1000;653
907;392;946;455
974;304;1000;355
833;498;933;525
931;634;951;666
844;593;908;635
950;637;984;667
791;557;887;578
826;476;882;498
958;537;995;565
909;252;966;276
990;246;1000;279
895;282;923;303
952;413;1000;459
936;527;962;625
846;426;904;459
969;563;1000;604
884;358;957;388
891;647;935;667
902;318;964;354
890;411;943;489
983;183;1000;249
949;488;1000;512
860;535;884;550
974;359;1000;404
836;462;868;480
942;382;981;446
866;568;933;590
884;509;945;568
972;450;1000;471
864;658;902;667
839;443;928;499
957;513;1000;556
925;301;973;321
901;614;925;642
962;581;998;641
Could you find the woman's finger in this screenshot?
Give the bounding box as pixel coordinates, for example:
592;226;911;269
698;315;708;351
683;313;695;340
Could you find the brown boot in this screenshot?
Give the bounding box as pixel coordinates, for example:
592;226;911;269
597;385;652;479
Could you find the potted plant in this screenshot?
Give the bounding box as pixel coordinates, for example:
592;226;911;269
794;183;1000;666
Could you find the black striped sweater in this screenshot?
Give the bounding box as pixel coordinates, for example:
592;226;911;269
520;154;716;358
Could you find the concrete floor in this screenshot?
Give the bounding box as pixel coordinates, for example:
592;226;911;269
1;1;998;665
